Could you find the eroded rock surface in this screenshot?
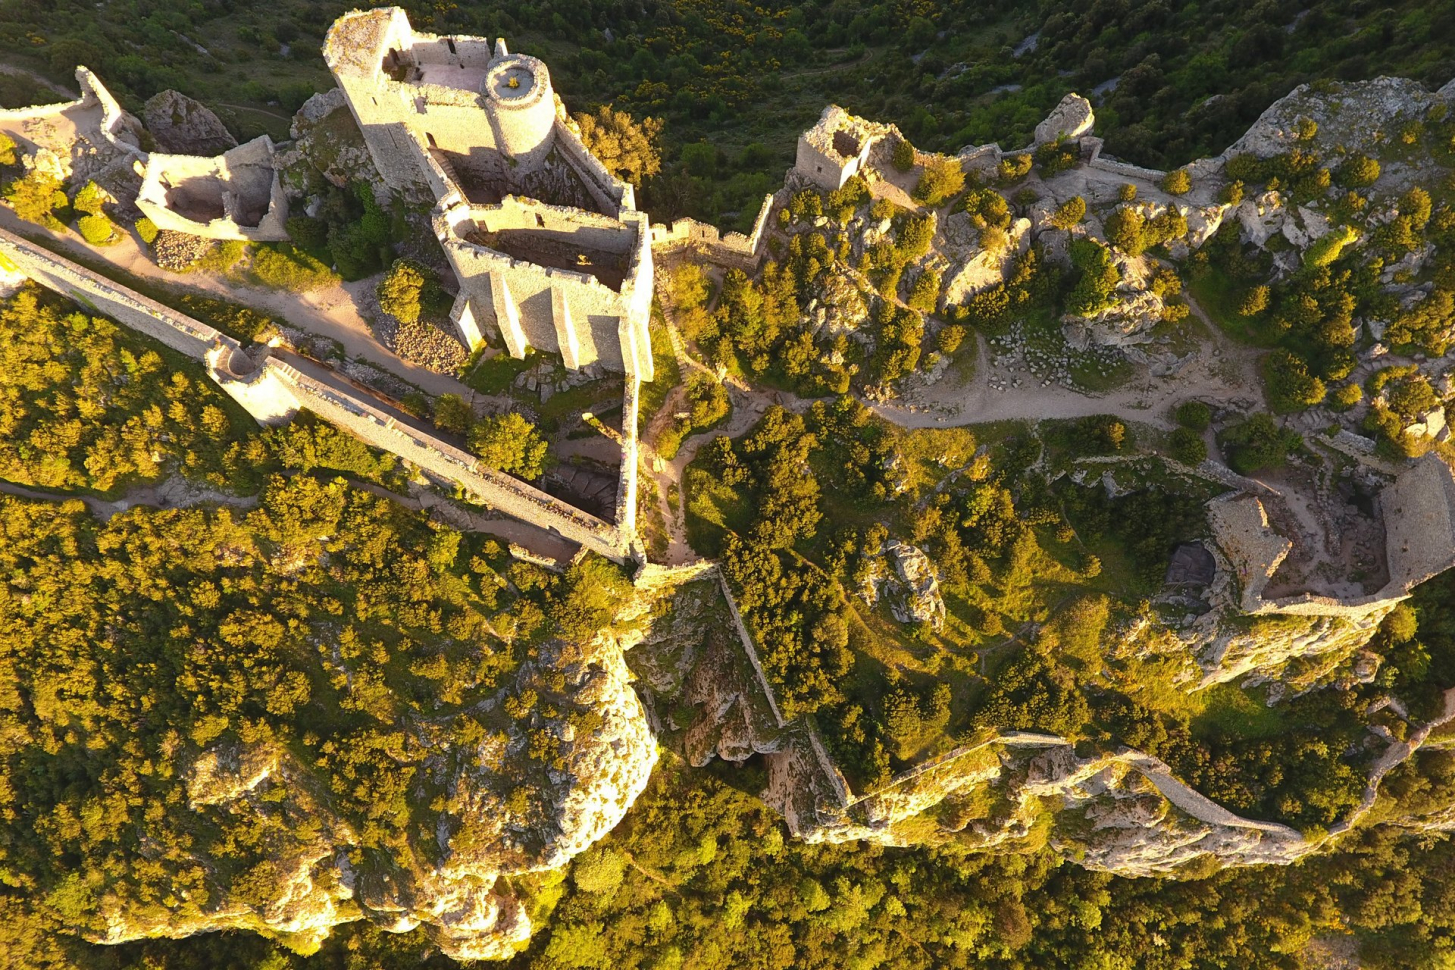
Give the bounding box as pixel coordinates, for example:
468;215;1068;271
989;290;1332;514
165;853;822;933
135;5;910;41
143;90;238;156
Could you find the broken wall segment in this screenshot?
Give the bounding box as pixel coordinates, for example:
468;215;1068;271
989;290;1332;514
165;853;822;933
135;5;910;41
0;224;636;562
650;192;778;270
794;105;893;191
136;136;290;241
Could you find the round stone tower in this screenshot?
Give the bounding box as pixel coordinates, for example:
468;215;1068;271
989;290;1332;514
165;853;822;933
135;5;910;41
483;53;556;167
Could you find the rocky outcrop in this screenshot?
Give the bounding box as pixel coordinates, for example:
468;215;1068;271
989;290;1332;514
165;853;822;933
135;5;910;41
143;90;238;156
1035;93;1095;145
90;634;657;961
277;88;378;197
858;538;946;630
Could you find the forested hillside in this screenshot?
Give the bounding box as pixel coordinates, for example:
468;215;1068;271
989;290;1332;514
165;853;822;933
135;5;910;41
1;0;1452;226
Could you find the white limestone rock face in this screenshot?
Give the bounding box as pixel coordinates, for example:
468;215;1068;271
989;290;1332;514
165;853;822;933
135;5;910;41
884;539;946;630
89;634;657;962
278;88;379;197
939;212;1032;307
1035;93;1095;145
793;734;1312;876
143;90;239;156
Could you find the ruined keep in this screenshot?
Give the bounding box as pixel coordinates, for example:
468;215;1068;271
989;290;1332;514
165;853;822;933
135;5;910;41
323;7;653;378
136;136;290;241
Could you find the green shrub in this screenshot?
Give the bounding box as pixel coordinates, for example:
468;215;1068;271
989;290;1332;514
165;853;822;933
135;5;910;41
1331;383;1363;411
1168;427;1208;465
1065;239;1121;316
1264;349;1327;412
250;244;339;292
5;170;67;230
1220;413;1302;474
0;133;15;167
1118;182;1138;202
470;412;548;479
1238;284;1270;317
1336;154;1381;189
1034;139;1079;178
891;137;915;172
997;154;1033;184
72;180;106;216
937;324;967;354
377;258;431;323
135;216;159;245
77;213;117;245
913;157;965;208
1304;225;1358;268
1104;206;1148;256
1175;400;1212;431
1161;168;1192;195
1048;196;1086;230
907;268;941;312
1220;180;1245;205
286;214;329;250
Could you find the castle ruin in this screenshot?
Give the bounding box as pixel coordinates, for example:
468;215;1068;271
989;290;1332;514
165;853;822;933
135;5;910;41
323;7;653;379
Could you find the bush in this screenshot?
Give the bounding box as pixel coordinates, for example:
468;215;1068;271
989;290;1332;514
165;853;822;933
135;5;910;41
997;154;1033;184
891;137;915;172
1220;413;1302;474
5;170;67;229
1104;206;1148;256
0;133;15;167
250;244;339;292
377;258;429;323
432;393;474;435
1161;168;1192;195
1304;225;1358;268
1331;383;1363;411
913;157;965;208
937;324;966;354
1175;400;1212;431
72;180;106;216
1065;239;1121;317
1034;139;1079;178
1168;427;1207;465
1118;182;1138;202
470;412;548;479
907;269;941;312
1337;154;1381;189
1239;285;1270;316
1220;180;1245;205
1264;349;1327;411
1048;196;1086;231
286;215;329;250
135;216;159;245
77;213;117;245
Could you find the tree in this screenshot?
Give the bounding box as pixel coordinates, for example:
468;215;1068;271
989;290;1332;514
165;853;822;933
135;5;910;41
77;214;116;245
1239;284;1270;317
1161;168;1192;195
1104;206;1148;256
1220;412;1302;473
1048;195;1086;230
376;258;429;323
573;105;664;186
432;393;474;435
72;180;106;216
1065;239;1121;316
5;170;67;230
892;137;915;172
1264;349;1327;411
1175;400;1212;430
1337;154;1381;189
913;157;965;207
0;132;15;167
1169;427;1207;465
470;412;548;479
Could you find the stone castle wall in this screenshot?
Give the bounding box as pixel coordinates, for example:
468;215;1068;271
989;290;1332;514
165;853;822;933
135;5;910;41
0;225;635;562
650;192;778;270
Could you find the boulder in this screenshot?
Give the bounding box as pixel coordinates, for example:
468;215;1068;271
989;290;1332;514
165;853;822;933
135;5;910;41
144;90;238;156
1035;93;1095;145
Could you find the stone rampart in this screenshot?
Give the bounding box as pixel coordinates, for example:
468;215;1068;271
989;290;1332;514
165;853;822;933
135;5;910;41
136;136;290;242
1087;156;1168;183
0;225;220;358
0;224;633;561
270;361;630;559
650;193;778;270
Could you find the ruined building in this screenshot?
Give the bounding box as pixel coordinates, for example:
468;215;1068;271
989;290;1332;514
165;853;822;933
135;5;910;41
323;7;653;378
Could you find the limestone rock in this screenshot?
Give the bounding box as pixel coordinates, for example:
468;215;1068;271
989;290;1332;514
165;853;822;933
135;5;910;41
1035;93;1095;145
858;538;946;630
91;632;657;961
144;90;238;156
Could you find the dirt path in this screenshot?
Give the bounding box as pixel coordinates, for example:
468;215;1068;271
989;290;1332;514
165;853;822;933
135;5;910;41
0;476;258;519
